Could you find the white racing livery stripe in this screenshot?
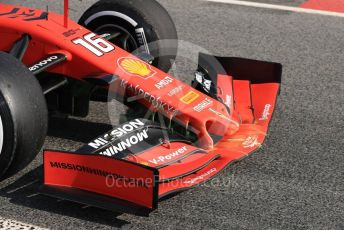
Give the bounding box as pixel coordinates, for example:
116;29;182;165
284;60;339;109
0;116;3;154
203;0;344;18
0;216;48;230
84;11;138;27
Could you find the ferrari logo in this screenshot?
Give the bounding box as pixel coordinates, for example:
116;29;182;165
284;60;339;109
118;57;156;79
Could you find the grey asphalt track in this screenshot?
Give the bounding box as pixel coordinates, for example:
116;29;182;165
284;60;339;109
0;0;343;229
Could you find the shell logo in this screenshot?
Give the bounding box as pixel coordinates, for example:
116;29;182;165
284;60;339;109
118;57;156;79
139;162;150;166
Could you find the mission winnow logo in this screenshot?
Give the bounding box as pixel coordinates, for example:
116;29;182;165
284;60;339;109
88;119;149;157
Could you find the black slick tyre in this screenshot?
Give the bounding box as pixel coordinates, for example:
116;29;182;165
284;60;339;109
79;0;178;72
0;52;48;179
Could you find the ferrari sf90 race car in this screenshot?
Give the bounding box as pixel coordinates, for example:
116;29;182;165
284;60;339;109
0;0;282;216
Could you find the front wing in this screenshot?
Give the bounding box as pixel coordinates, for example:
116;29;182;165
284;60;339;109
42;54;282;216
0;3;282;216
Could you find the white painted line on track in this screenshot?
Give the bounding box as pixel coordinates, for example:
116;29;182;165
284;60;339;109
0;216;48;230
203;0;344;18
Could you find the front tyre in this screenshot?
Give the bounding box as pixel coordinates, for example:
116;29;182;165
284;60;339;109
79;0;178;72
0;52;48;179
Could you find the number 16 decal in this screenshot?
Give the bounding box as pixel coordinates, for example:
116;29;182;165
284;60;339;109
72;33;115;57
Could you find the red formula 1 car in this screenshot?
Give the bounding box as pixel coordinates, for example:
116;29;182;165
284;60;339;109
0;0;282;216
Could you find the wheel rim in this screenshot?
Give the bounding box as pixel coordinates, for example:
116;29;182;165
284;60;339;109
0;116;3;154
94;24;138;52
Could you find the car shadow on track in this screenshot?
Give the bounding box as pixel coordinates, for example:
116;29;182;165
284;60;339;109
47;116;113;144
0;117;131;227
0;167;130;227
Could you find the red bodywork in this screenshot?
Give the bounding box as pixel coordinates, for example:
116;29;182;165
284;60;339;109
0;4;235;148
0;4;281;215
